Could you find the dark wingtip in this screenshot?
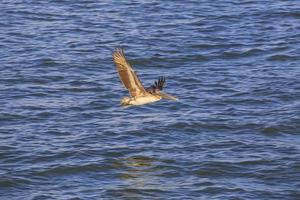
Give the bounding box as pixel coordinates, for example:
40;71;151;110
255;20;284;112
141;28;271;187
158;76;166;90
113;47;125;58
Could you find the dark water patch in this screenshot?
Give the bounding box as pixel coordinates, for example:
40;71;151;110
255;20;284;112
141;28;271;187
24;92;49;98
178;55;210;62
59;87;102;93
199;186;245;194
32;163;111;177
35;111;57;118
0;177;31;188
104;188;167;199
31;194;56;200
267;54;299;61
0;113;25;122
39;58;59;66
67;80;99;87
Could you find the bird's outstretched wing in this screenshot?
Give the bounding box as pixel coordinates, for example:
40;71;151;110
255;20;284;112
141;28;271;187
146;76;165;94
113;48;148;97
146;76;178;101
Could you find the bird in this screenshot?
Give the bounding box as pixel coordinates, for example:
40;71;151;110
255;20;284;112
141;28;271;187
112;48;178;106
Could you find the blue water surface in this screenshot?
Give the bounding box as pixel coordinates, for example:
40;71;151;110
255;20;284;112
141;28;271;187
1;1;300;199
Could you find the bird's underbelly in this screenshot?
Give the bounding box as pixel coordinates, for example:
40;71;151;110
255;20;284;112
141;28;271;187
130;95;161;105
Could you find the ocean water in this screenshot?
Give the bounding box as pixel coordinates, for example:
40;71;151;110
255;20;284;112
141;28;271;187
1;1;300;199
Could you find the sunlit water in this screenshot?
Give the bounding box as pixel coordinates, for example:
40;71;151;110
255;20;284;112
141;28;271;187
1;1;300;199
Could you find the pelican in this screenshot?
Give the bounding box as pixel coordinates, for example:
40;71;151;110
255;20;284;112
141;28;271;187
113;48;178;106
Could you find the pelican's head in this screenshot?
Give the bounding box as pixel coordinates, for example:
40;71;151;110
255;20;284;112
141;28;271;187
120;96;131;106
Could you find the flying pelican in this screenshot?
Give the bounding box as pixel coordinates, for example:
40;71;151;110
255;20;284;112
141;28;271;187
113;48;178;106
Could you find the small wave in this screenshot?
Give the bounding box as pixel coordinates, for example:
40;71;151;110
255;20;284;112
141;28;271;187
32;163;112;177
221;48;265;59
0;177;31;188
267;55;298;61
0;113;25;122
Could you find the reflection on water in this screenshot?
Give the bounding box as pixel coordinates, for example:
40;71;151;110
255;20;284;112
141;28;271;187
120;156;157;199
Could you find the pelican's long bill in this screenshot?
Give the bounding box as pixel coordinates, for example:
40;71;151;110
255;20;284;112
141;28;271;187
157;92;179;101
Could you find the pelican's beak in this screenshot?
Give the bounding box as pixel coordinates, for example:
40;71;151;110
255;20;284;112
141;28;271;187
158;92;179;101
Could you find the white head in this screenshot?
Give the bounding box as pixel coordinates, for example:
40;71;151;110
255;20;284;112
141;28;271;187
120;96;131;106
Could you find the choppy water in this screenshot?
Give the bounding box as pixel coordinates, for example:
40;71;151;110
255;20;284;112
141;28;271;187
1;1;300;199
